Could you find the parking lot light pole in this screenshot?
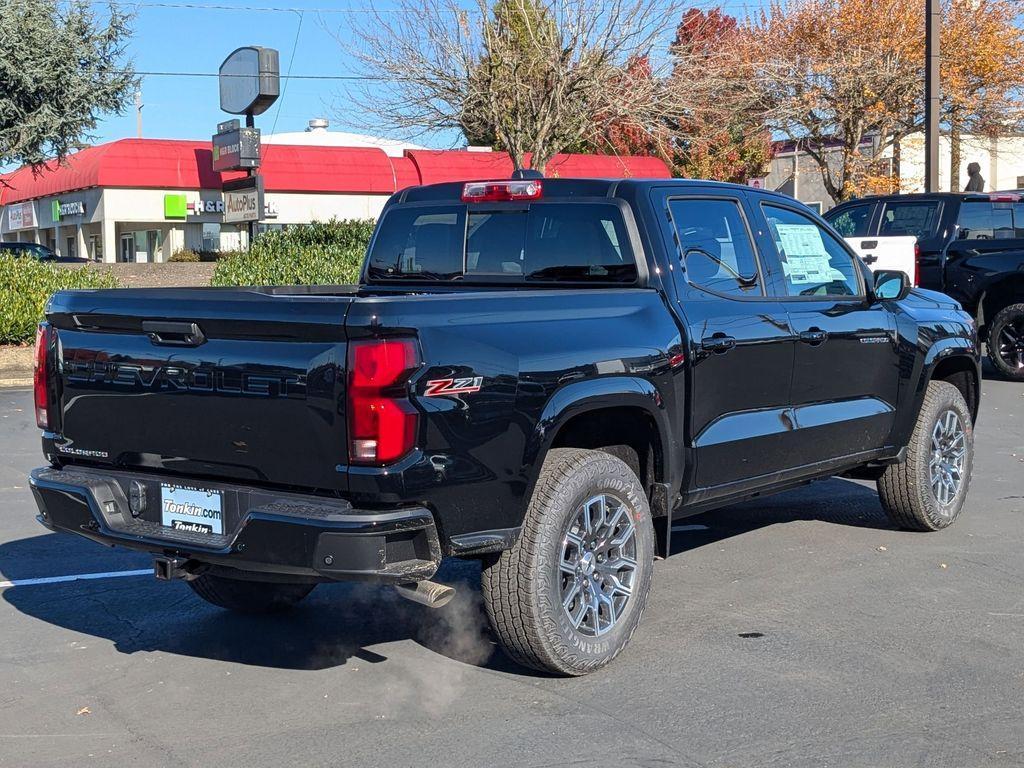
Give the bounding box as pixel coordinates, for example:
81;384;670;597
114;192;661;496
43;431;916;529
925;0;940;193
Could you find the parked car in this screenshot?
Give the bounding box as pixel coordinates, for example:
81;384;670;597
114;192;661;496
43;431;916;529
29;178;979;675
826;192;1024;379
0;241;87;263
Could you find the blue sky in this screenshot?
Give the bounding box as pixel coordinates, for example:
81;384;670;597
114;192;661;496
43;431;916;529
94;0;761;148
97;3;373;144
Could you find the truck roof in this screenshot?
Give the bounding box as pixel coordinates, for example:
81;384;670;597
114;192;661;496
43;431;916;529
830;191;1022;209
396;177;802;207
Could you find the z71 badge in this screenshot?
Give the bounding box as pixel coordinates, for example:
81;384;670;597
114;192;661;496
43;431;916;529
424;376;484;397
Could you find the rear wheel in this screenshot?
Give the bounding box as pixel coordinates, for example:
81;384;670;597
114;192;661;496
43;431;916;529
481;448;655;676
877;380;974;531
188;572;315;614
988;303;1024;381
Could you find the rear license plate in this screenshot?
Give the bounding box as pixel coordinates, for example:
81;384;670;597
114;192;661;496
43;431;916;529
160;484;224;535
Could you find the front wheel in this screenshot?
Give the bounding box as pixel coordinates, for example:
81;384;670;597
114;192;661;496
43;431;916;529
188;572;315;614
877;380;974;531
482;448;655;676
988;303;1024;381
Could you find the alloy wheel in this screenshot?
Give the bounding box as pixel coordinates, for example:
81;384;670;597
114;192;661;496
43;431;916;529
996;319;1024;371
929;409;967;509
559;494;638;637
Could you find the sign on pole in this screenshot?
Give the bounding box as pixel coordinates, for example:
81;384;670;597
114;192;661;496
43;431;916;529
223;176;264;224
219;47;280;116
212;126;261;171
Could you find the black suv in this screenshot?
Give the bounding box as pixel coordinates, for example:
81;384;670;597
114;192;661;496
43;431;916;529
826;192;1024;379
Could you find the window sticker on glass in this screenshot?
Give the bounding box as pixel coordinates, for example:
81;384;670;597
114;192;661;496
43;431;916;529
775;223;837;285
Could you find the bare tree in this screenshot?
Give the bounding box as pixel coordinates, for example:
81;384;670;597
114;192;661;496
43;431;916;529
342;0;686;172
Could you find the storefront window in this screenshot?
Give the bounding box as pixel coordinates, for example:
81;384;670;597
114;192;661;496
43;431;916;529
202;223;220;252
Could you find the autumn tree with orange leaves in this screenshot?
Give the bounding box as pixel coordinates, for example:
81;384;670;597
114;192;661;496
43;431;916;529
744;0;922;202
743;0;1024;201
941;0;1024;189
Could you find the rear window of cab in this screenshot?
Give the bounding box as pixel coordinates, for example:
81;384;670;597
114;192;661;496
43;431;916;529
366;202;637;284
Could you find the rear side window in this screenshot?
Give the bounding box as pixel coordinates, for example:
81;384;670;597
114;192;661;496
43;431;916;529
668;198;761;296
367;202;636;283
878;201;941;240
826;204;873;237
957;201;1014;240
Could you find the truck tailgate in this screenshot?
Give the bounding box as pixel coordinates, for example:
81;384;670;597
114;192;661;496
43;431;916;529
45;288;354;491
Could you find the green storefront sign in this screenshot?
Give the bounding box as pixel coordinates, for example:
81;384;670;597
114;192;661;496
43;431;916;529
164;193;188;219
51;199;86;221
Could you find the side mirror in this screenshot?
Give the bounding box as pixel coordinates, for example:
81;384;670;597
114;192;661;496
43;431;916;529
873;269;910;300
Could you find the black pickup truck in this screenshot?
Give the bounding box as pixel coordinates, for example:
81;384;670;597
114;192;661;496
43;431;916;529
826;191;1024;380
30;178;980;675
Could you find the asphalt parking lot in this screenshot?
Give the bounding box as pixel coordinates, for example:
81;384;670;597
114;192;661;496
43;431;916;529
1;374;1022;768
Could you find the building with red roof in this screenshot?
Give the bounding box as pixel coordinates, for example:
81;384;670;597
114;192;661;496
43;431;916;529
0;130;669;263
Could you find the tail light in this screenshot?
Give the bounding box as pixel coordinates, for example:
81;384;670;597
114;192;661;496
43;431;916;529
348;338;420;465
913;242;921;287
33;323;51;430
462;180;542;202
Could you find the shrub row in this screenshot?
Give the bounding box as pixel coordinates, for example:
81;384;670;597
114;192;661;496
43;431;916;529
211;219;375;287
0;255;119;345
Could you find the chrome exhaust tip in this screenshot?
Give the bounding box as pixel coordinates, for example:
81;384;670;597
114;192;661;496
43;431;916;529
394;580;456;608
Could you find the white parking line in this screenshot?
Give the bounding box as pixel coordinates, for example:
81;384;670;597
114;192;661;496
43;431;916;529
671;524;710;533
0;569;151;589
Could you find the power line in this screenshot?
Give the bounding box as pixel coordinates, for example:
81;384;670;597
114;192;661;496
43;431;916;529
104;0;768;14
109;1;418;13
266;11;304;152
135;70;382;80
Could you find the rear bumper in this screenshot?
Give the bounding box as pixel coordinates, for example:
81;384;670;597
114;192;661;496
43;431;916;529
29;466;441;584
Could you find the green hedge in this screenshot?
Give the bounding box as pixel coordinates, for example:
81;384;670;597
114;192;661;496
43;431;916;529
211;219;375;287
0;255;119;345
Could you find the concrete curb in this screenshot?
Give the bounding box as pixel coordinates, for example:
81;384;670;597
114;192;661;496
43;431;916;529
0;376;32;388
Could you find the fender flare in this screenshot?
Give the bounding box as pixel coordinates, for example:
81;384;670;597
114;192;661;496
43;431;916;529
521;376;676;506
897;339;980;442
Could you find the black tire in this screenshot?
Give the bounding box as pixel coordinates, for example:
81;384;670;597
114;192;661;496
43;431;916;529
481;448;655;676
987;303;1024;381
877;380;974;531
188;572;315;614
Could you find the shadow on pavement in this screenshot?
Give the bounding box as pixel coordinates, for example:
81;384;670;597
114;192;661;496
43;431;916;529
669;475;892;556
2;477;890;672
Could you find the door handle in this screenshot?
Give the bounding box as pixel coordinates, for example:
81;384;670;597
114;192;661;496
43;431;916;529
861;240;878;249
799;329;828;345
701;334;736;353
862;253;878;264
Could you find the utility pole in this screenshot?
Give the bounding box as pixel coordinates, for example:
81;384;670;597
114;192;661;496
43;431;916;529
924;0;940;192
135;90;143;138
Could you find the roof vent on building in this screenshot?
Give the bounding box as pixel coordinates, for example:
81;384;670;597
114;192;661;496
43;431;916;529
306;118;330;133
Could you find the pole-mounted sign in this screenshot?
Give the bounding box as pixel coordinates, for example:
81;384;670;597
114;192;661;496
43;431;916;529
223;176;265;224
215;46;280;248
218;46;280;117
212;125;262;172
